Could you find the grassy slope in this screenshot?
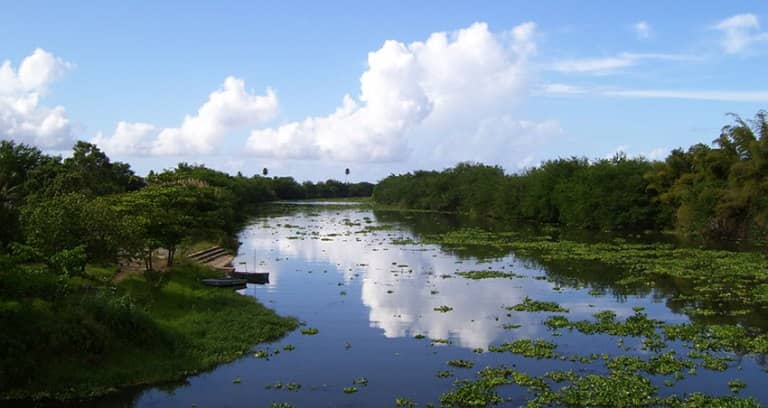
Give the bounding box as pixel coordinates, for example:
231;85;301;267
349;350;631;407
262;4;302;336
3;262;298;400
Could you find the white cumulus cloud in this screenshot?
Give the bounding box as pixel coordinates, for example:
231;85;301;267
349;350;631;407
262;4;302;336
93;76;278;155
713;13;768;54
246;21;539;162
0;48;75;148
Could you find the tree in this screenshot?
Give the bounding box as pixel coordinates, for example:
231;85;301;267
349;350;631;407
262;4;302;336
116;183;227;269
345;168;350;183
20;194;123;263
0;141;58;249
49;141;144;197
262;167;269;177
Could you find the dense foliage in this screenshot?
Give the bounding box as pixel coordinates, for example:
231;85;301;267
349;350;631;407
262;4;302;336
374;110;768;241
0;140;363;398
374;157;663;230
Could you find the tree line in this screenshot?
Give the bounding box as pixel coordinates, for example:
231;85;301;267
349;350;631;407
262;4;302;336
0;140;373;269
373;111;768;242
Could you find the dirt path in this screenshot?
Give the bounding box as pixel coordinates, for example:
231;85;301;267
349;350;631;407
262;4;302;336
113;248;235;283
113;248;168;283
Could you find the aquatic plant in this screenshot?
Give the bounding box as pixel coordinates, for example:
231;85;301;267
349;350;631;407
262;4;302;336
728;379;747;394
455;270;521;279
447;359;474;369
488;339;557;359
395;397;416;407
506;296;568;313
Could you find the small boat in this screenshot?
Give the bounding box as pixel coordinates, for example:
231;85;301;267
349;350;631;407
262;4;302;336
228;271;269;284
201;277;247;287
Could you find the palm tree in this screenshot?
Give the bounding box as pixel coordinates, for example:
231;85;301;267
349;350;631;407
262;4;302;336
345;168;350;184
711;111;768;239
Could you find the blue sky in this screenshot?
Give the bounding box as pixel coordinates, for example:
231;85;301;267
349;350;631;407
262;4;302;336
2;1;767;181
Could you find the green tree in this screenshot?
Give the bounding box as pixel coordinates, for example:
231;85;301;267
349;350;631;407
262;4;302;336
50;141;144;197
116;182;228;269
0;141;59;249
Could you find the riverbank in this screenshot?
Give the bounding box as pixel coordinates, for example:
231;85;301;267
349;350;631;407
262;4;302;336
0;260;298;401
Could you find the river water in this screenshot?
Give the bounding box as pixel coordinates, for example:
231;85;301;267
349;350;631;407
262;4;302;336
101;202;768;407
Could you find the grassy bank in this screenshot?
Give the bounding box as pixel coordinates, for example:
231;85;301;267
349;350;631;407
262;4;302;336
0;260;298;401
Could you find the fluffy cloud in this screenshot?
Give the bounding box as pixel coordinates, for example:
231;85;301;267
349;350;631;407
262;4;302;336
0;49;74;148
246;22;538;162
93;76;278;155
713;13;768;54
423;116;561;167
632;21;652;39
91;121;157;155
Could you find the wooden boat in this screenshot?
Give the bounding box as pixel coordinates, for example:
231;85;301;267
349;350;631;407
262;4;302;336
201;277;247;287
228;271;269;284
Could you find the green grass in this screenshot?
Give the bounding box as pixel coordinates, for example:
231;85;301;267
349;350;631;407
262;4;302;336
1;260;298;401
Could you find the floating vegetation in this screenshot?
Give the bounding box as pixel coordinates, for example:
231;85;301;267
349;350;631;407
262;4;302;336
254;350;270;359
343;386;358;394
301;327;319;335
439;365;762;407
391;238;418;245
362;225;395;232
502;323;522;330
455;270;522;279
606;352;694;376
353;377;368;386
437;370;454;378
729;379;747;394
447;360;474;369
440;378;504;407
687;351;732;371
434;305;453;313
395;397;416;407
282;344;295;351
266;382;301;391
489;339;557;359
424;228;768;317
506;296;569;313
